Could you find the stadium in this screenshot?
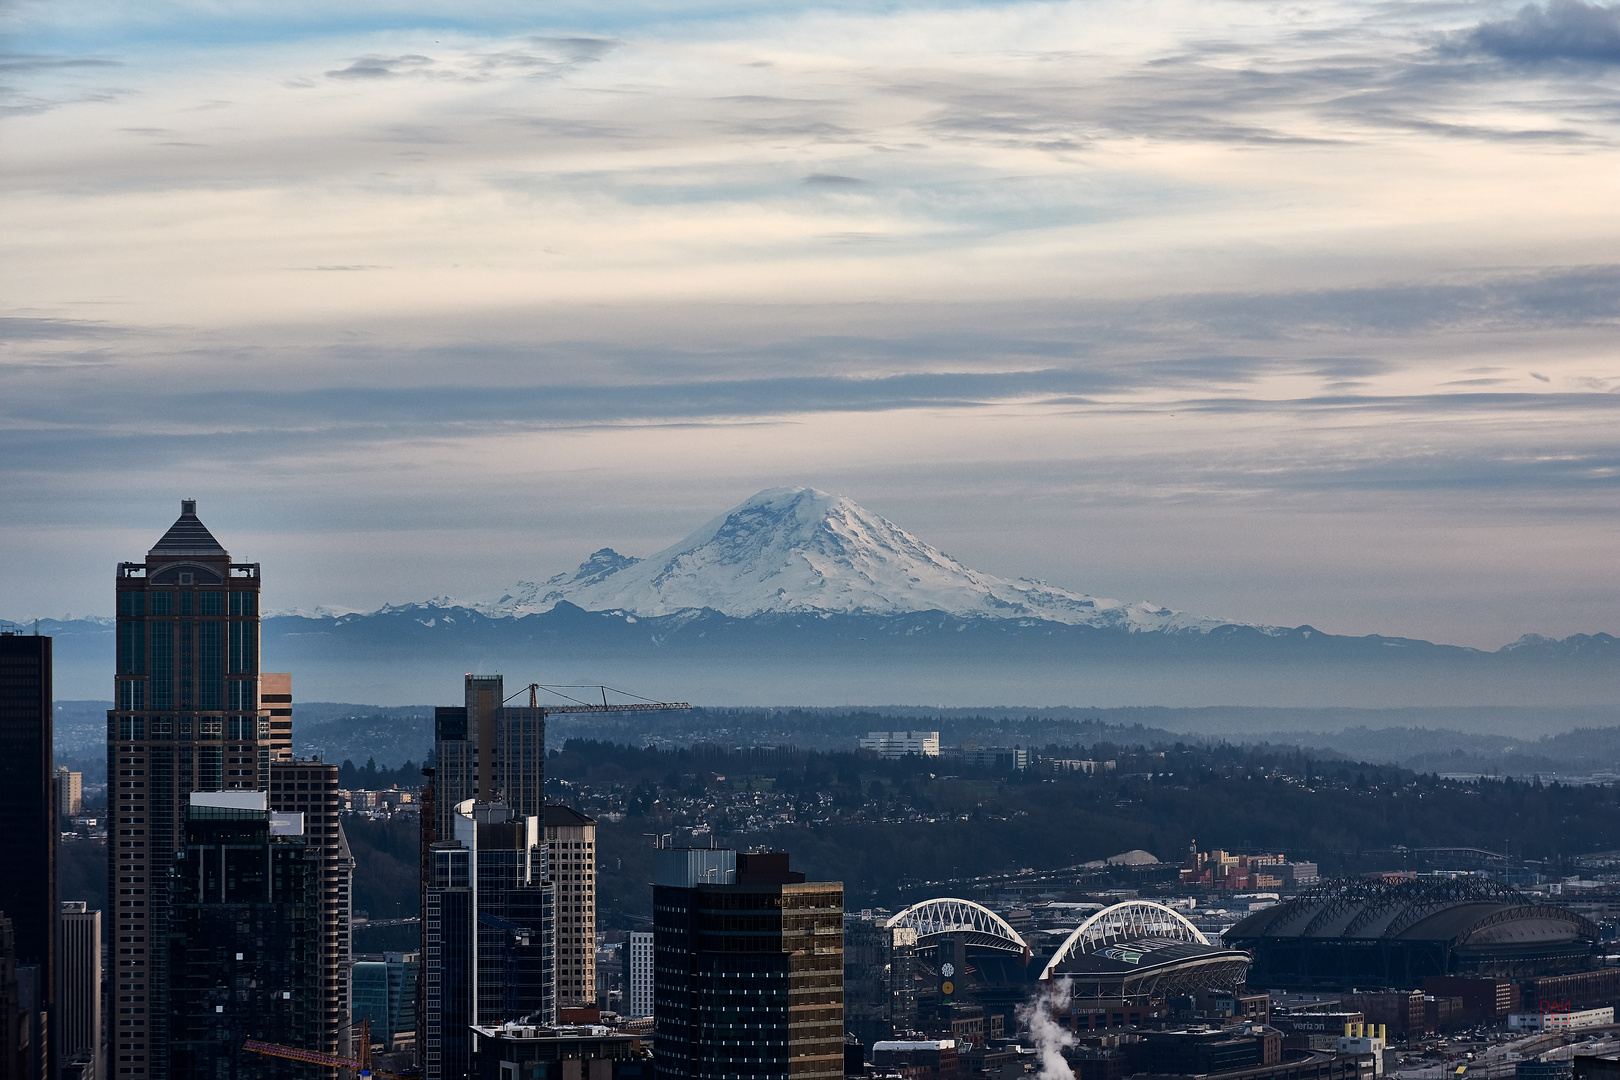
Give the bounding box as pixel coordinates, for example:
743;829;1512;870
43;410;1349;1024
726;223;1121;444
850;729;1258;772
878;898;1252;1033
1225;877;1600;990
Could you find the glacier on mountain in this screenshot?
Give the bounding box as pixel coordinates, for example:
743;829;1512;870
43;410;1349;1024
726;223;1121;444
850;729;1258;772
472;486;1253;634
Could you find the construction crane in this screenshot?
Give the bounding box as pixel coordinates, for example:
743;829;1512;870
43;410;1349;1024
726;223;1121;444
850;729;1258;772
507;682;691;715
243;1019;409;1078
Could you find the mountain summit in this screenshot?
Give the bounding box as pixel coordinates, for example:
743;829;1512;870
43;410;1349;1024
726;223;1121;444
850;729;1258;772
484;486;1240;633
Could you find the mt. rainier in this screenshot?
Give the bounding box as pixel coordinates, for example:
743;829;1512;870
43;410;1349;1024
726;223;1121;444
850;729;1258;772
478;487;1247;635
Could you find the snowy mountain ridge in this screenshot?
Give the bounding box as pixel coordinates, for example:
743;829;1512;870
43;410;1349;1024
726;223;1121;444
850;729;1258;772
459;486;1263;635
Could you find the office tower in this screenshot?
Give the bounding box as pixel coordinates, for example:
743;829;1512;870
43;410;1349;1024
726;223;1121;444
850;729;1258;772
60;902;103;1080
0;914;32;1079
166;793;320;1080
110;500;264;1079
268;759;352;1067
841;914;918;1047
652;848;843;1080
58;768;84;822
543;805;597;1009
433;676;546;840
624;932;653;1020
352;952;418;1047
261;674;293;763
423;801;554;1080
0;630;55;1080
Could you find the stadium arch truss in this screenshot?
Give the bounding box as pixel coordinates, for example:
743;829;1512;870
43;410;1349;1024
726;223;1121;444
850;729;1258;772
886;897;1030;955
1039;901;1215;981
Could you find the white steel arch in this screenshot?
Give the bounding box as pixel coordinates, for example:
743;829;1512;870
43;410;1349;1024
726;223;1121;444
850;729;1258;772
886;897;1029;953
1039;900;1210;980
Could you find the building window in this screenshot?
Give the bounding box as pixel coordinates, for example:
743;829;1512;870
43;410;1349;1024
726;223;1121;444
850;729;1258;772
118;717;146;739
118;682;146;712
227;681;255;710
118;592;145;617
200;591;223;616
149;623;173;709
149;591;172;616
229;591;256;616
117;622;146;675
197;622;223;708
228;623;256;675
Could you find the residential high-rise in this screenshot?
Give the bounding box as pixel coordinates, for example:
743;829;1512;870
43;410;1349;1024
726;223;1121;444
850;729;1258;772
0;630;56;1079
352;952;418;1046
433;676;546;839
842;913;918;1048
652;848;843;1080
60;902;103;1080
58;767;84;822
260;673;294;763
166;793;320;1080
423;801;554;1080
543;805;597;1009
267;759;352;1072
109;500;265;1079
624;932;653;1020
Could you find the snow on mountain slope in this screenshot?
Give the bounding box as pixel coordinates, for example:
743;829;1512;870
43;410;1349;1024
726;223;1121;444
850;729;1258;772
483;487;1249;633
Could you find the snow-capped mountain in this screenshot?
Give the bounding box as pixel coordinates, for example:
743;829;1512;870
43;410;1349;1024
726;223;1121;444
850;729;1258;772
476;486;1251;634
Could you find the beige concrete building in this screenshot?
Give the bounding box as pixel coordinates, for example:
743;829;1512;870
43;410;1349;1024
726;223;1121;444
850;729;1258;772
260;672;293;762
543;805;597;1008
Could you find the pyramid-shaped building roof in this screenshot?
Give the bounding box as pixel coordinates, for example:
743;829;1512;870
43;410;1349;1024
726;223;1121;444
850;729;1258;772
148;500;229;559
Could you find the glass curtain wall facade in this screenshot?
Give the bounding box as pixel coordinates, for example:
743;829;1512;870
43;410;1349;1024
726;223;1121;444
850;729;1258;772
653;849;844;1080
109;501;263;1079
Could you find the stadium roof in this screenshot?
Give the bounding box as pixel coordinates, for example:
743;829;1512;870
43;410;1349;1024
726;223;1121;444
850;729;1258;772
1226;877;1598;946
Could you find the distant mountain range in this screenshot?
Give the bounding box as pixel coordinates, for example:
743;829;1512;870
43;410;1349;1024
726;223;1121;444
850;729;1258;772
20;487;1620;706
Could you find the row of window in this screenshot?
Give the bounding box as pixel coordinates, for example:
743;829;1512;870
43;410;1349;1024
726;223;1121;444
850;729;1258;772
117;590;257;617
114;716;267;740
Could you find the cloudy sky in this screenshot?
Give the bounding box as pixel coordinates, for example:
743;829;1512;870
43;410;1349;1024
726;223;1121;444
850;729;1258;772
3;0;1618;648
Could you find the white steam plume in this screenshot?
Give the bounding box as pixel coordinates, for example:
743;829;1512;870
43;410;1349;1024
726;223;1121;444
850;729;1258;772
1017;977;1077;1079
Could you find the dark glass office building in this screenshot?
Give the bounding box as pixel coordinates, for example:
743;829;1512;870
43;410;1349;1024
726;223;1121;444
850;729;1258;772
653;849;843;1080
166;795;321;1080
425;802;554;1080
0;630;55;1079
110;500;265;1078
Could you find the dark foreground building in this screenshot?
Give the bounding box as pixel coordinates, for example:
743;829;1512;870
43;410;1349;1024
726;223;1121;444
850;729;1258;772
469;1022;650;1079
653;848;843;1080
167;794;321;1080
110;500;267;1078
0;630;54;1079
1226;877;1598;990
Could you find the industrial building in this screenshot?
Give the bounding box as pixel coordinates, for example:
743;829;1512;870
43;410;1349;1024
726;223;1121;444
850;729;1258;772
1226;877;1599;990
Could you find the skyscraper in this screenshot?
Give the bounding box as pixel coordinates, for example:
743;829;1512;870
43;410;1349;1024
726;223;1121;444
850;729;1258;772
268;759;353;1072
58;767;84;822
652;848;844;1080
60;902;104;1080
624;932;654;1020
166;793;320;1080
433;676;547;840
109;501;264;1078
0;630;55;1079
423;801;554;1080
543;805;597;1009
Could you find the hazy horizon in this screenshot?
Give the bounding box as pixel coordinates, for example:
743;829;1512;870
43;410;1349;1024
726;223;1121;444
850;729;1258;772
5;0;1620;652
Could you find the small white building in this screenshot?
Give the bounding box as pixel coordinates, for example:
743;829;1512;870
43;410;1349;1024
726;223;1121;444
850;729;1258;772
625;931;654;1020
1508;1006;1614;1031
859;731;940;758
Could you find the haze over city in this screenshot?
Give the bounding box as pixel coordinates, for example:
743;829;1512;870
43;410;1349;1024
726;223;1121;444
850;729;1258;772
5;0;1619;651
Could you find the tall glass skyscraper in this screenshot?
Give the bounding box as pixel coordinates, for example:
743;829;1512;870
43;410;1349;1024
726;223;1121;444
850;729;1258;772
109;501;264;1079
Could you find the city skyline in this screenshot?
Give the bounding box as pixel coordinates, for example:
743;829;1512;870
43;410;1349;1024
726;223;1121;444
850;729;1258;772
5;0;1620;652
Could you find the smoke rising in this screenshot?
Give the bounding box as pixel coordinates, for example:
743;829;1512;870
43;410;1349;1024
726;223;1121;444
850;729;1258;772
1017;977;1077;1079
